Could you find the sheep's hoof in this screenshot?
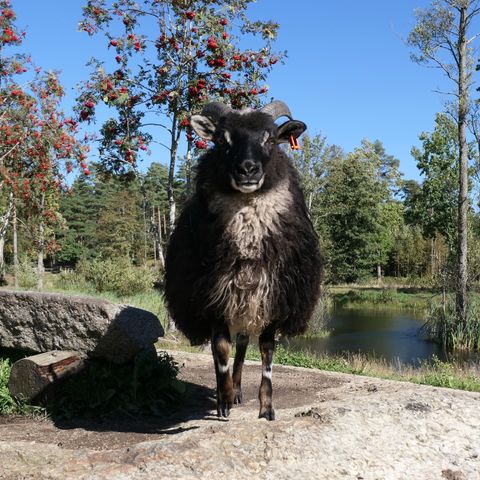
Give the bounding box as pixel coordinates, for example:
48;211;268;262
217;400;232;418
259;406;275;421
234;389;243;405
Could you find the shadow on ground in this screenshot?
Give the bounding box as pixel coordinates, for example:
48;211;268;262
0;379;219;451
0;350;344;450
51;380;218;436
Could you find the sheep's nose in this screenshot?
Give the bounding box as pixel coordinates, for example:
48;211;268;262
236;159;260;176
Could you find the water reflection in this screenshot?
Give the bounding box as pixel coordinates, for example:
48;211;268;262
284;307;445;366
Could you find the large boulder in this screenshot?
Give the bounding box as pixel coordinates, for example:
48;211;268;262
0;290;164;363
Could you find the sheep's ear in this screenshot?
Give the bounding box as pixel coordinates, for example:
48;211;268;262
190;115;216;140
277;120;307;144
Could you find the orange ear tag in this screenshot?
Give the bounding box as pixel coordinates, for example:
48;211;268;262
290;135;300;150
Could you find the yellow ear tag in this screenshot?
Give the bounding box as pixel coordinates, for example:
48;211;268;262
290;135;300;150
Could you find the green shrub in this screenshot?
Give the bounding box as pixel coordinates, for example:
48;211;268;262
16;257;38;289
1;352;185;419
379;288;396;303
65;257;156;296
52;351;185;418
0;358;45;416
54;268;92;293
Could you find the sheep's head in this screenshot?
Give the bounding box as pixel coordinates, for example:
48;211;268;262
190;101;306;194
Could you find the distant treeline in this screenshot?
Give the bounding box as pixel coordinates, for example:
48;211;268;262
5;112;479;289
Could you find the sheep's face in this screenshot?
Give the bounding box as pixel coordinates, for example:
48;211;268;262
217;114;277;194
191;109;306;195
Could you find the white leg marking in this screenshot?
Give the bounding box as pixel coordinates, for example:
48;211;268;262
218;360;230;374
262;364;272;380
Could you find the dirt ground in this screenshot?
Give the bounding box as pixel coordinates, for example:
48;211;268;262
0;350;342;451
0;350;479;479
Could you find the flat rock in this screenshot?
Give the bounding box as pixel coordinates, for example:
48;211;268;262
0;350;479;479
0;290;164;363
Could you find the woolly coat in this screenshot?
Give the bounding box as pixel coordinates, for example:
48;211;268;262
165;141;321;345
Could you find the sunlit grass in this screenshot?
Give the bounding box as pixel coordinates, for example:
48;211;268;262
423;295;480;352
332;288;433;310
245;345;480;392
0;358;46;417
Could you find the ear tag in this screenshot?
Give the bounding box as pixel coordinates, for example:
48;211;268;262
289;135;300;150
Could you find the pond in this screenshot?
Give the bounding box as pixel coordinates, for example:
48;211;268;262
284;307;444;366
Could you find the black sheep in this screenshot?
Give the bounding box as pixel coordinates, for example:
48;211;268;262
165;101;321;420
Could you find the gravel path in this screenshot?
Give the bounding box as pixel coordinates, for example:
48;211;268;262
0;350;479;479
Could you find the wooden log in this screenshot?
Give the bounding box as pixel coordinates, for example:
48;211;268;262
8;350;86;403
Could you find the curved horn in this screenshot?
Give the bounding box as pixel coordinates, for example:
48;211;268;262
201;102;231;122
260;100;293;120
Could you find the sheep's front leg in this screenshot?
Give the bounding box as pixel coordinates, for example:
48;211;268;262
232;333;249;404
211;327;234;418
258;327;275;421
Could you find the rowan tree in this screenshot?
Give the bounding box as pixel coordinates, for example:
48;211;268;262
21;72;90;288
1;0;88;287
77;0;284;236
0;0;28;283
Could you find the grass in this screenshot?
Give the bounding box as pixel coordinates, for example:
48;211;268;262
245;345;480;392
423;295;480;352
158;336;480;393
52;267;170;329
332;288;434;310
304;291;331;337
0;358;46;417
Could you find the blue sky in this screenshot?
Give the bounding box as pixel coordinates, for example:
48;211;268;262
10;0;465;181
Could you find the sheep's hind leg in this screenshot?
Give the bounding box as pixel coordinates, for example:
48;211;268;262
211;327;234;418
232;333;249;404
258;327;275;421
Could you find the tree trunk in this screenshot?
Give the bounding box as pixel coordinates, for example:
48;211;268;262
37;221;45;290
36;193;45;290
12;199;19;289
0;237;5;285
156;206;165;270
307;191;313;214
377;264;382;285
167;114;179;236
456;5;469;326
143;197;148;262
185;142;193;198
431;237;435;276
0;192;13;284
8;351;85;404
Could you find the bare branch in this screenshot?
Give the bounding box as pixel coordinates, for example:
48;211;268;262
148;139;172;151
432;89;459;96
140;122;171;133
0;141;20;163
466;32;480;44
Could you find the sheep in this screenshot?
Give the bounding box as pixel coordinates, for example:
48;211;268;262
165;100;321;420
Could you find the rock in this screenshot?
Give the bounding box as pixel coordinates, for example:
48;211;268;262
8;351;86;403
1;351;480;479
0;290;164;363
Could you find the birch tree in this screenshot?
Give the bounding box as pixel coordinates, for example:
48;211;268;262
408;0;480;325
